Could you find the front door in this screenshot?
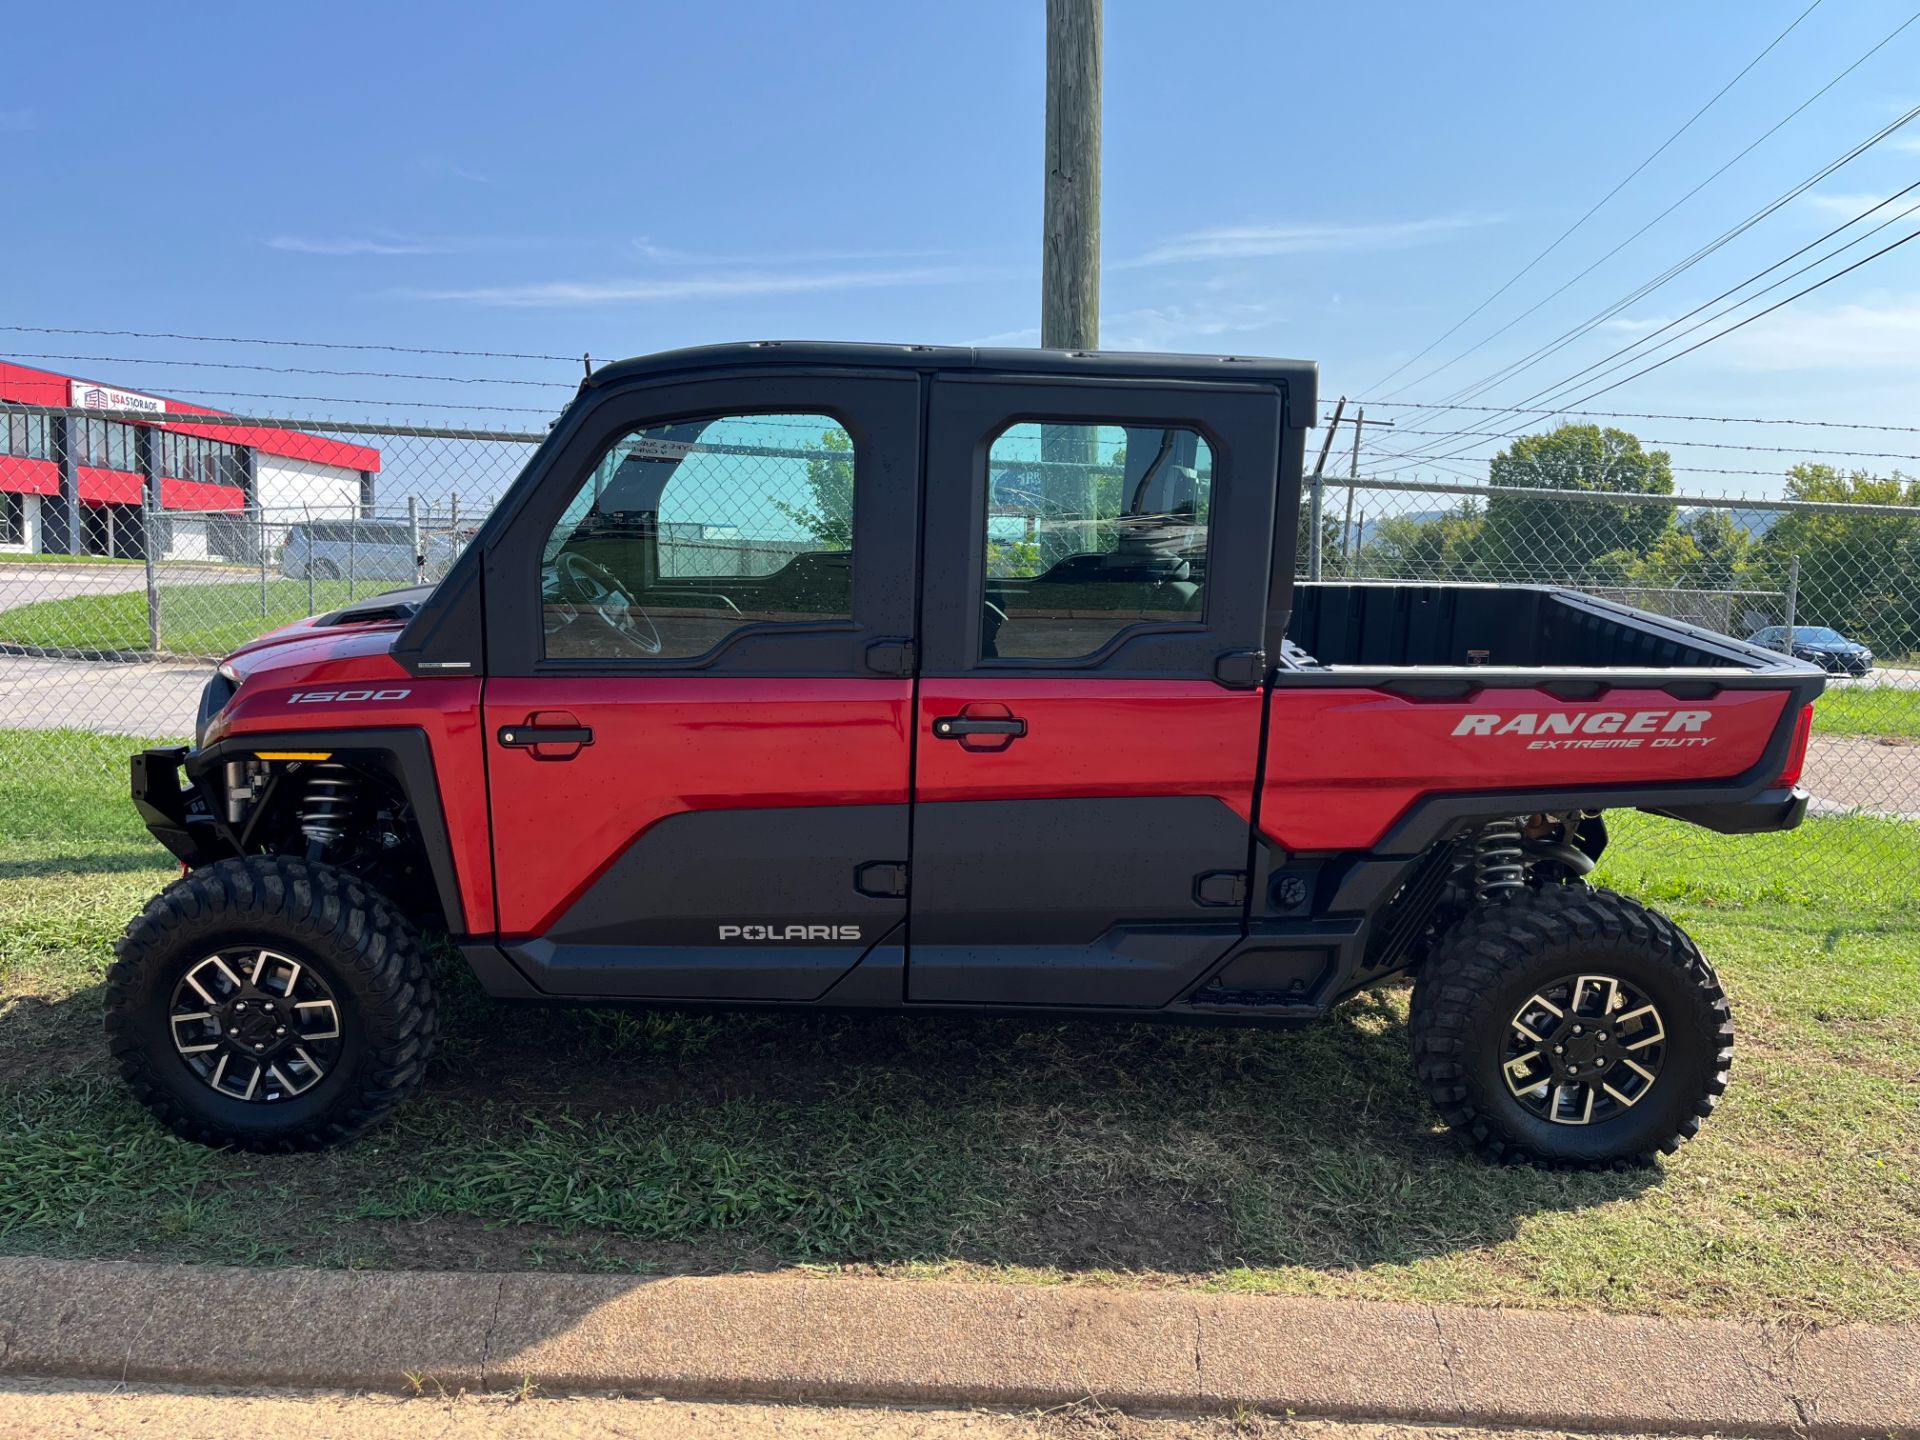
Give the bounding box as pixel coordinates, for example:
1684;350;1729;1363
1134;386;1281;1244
482;372;921;1000
906;377;1284;1008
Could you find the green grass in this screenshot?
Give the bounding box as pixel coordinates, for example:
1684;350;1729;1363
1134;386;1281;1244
1812;682;1920;740
0;580;362;657
0;552;145;566
0;730;1915;1320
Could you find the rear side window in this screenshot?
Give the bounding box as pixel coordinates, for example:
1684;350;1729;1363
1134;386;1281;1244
982;420;1213;660
542;413;854;661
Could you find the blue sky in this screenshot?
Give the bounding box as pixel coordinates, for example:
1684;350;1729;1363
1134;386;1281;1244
3;0;1919;499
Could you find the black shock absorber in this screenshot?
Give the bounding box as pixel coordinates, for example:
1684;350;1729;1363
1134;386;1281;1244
299;763;360;862
1471;818;1527;900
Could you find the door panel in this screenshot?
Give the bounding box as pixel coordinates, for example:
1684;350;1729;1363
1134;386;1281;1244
480;372;920;1000
910;680;1263;1005
906;371;1285;1010
486;677;912;997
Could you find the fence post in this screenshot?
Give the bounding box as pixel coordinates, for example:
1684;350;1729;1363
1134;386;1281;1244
408;495;423;585
1308;475;1325;581
1781;555;1800;653
304;504;315;615
347;509;358;601
257;505;269;618
142;483;161;654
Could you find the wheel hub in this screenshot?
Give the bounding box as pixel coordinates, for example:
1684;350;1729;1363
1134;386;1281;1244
1502;973;1667;1125
169;949;343;1103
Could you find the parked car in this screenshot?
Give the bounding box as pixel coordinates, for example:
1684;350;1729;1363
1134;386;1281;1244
1746;625;1872;676
280;519;464;582
119;342;1825;1167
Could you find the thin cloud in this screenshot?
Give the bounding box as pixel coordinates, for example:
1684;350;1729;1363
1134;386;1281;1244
632;235;947;266
1120;215;1498;268
1100;302;1277;352
268;235;459;256
1801;191;1908;220
1715;293;1920;372
409;265;983;307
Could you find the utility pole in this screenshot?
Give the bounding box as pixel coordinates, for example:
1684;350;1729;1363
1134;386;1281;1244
1039;0;1102;559
1308;397;1346;581
1042;0;1101;351
1341;408;1393;574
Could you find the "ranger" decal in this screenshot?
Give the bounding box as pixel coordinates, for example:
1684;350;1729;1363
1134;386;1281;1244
1453;709;1716;752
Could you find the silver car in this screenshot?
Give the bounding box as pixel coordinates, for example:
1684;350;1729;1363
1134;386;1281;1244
279;520;462;582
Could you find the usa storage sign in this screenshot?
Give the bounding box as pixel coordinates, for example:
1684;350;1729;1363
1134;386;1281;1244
69;380;166;416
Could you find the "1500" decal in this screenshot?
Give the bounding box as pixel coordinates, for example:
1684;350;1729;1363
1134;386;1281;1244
286;689;413;704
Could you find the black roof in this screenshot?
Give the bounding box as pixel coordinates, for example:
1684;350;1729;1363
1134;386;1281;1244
586;341;1318;428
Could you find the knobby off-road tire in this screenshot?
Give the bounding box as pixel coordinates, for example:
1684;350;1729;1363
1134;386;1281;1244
106;857;437;1151
1409;884;1731;1167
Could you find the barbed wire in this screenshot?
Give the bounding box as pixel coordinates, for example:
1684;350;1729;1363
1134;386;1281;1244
1377;428;1920;464
2;351;578;387
0;323;582;364
1332;400;1920;436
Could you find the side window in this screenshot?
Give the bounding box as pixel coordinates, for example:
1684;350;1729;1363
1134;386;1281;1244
983;420;1213;660
542;412;855;661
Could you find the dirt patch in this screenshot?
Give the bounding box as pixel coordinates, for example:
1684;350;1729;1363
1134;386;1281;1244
1802;733;1920;817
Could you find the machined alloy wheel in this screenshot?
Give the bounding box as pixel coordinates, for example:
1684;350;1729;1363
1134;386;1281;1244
1501;973;1666;1126
169;948;346;1103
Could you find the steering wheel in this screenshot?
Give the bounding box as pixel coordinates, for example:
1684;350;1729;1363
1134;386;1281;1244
554;552;663;656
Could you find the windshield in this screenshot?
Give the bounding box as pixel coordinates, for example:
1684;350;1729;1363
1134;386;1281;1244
1793;627;1847;643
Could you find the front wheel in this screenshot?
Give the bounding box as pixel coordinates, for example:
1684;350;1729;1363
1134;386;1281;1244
106;857;437;1151
1409;885;1731;1167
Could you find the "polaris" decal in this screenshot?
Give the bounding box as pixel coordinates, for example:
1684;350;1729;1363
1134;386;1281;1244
286;689;412;704
718;924;862;942
1452;709;1716;752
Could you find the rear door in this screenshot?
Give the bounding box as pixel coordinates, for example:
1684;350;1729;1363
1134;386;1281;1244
907;376;1283;1007
482;371;920;1000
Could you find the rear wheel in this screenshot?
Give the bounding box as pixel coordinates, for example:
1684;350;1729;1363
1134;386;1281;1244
309;558;341;580
1409;885;1731;1167
106;857;436;1151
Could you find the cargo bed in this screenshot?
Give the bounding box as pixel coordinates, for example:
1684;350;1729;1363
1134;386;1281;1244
1284;582;1815;676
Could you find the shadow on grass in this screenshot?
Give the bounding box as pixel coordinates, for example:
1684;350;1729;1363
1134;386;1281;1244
0;946;1657;1280
0;852;174;882
350;953;1661;1277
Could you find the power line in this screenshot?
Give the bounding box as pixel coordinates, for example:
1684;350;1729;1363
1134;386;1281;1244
1470;182;1920;420
1374;182;1920;474
1555;225;1920;407
1;351;577;387
0;323;581;364
1376;101;1920;471
1365;0;1825;395
1386;224;1920;474
1381;9;1920;405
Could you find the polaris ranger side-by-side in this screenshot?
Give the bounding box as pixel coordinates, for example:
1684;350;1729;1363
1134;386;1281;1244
116;343;1823;1164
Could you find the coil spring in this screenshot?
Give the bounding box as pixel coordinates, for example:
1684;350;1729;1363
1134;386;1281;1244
1472;818;1527;900
299;764;360;856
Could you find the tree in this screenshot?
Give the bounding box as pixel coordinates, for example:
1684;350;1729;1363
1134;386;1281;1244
1761;464;1920;656
1361;500;1484;580
1476;424;1675;582
772;428;854;547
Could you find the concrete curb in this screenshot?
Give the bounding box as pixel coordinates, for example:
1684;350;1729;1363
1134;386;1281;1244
0;1258;1914;1436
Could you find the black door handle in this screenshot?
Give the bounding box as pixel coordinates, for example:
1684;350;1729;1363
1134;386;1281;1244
932;715;1027;739
498;725;594;747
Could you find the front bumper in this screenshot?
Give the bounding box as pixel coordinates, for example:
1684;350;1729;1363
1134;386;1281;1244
1644;785;1810;835
131;746;208;864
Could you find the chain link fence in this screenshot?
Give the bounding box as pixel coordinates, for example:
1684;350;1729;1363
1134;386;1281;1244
4;399;1916;888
